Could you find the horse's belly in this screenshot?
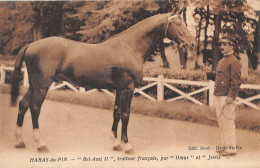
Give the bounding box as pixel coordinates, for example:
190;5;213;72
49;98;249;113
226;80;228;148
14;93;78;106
74;70;114;89
62;64;139;90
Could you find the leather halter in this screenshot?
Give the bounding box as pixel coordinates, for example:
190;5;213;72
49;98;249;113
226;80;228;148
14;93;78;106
165;15;178;38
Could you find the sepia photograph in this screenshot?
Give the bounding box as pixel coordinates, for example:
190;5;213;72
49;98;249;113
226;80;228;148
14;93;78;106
0;0;259;168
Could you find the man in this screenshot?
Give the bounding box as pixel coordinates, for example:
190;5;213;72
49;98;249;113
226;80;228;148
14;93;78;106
213;35;242;156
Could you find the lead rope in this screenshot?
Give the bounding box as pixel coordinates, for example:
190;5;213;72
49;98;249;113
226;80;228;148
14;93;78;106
206;102;238;121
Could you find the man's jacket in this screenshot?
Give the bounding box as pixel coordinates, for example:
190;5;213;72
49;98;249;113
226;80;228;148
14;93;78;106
213;55;242;100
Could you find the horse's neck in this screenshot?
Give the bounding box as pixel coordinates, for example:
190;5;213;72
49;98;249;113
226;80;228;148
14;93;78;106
107;14;168;61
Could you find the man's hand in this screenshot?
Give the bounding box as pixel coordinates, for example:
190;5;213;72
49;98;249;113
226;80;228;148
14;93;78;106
198;63;211;72
225;97;233;104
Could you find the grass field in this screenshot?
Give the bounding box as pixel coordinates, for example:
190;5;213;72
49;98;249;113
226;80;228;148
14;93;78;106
1;84;259;133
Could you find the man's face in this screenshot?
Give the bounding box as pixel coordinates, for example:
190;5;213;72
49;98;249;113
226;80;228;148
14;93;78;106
220;42;233;56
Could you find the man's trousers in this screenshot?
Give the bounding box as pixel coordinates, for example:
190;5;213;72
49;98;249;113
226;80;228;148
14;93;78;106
213;95;237;153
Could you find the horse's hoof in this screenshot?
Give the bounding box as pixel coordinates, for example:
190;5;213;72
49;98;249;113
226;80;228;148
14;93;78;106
37;145;49;153
113;145;123;151
15;142;26;148
125;149;135;155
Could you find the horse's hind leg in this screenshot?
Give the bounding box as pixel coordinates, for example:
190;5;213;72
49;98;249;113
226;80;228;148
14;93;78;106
120;89;134;154
15;87;33;148
111;91;123;151
29;86;50;153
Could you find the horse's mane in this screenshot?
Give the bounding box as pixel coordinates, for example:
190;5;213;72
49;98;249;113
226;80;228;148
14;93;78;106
110;13;168;39
105;13;170;62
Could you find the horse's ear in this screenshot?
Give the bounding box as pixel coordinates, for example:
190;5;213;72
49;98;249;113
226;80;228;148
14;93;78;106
170;6;183;16
178;8;184;15
170;6;179;15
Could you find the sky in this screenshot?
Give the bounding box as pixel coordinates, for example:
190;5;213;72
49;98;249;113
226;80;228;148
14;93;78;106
247;0;260;10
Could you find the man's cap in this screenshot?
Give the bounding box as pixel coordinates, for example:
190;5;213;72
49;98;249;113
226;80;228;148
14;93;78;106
219;35;237;47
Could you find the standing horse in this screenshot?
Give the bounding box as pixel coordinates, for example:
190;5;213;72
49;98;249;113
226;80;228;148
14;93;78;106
10;12;196;154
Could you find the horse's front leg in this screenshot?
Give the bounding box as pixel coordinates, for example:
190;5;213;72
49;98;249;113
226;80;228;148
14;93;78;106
120;89;134;154
111;90;123;151
159;42;169;68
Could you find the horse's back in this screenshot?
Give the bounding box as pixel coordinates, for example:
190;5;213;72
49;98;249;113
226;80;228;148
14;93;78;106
26;37;79;55
24;36;143;89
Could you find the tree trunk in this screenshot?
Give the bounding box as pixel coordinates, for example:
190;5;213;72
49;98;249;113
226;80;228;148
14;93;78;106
179;7;188;69
32;2;43;41
212;14;222;71
253;15;259;54
203;5;210;50
251;15;259;70
235;12;244;58
196;8;203;56
58;5;65;36
33;28;42;41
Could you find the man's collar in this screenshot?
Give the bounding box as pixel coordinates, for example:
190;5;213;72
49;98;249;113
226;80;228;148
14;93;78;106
223;51;234;57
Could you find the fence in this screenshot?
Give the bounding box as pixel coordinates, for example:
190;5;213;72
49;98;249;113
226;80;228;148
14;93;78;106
0;64;29;87
1;64;260;110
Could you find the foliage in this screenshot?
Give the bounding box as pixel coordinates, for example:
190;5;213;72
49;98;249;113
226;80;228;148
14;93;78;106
61;1;87;41
31;1;65;39
0;0;258;71
142;67;207;102
192;0;258;69
0;1;176;54
77;1;162;43
143;66;206;80
0;2;34;55
240;70;260;104
76;0;188;43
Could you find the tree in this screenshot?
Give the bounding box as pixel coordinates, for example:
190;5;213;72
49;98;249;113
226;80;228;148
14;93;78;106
192;0;257;70
60;1;87;41
212;13;222;70
192;0;215;67
0;2;34;55
248;12;259;70
31;1;65;40
77;1;160;43
204;5;210;50
219;0;257;69
194;7;204;56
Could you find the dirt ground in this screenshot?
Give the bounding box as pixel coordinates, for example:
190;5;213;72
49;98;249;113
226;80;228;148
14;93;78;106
1;94;260;168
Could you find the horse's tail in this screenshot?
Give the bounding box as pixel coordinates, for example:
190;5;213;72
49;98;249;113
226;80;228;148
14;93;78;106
10;45;29;106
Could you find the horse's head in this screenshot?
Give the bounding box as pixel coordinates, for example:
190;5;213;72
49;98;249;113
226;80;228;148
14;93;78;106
165;14;197;61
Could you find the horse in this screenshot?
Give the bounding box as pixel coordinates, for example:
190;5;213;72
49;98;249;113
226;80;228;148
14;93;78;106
146;39;170;68
10;12;196;154
148;38;188;68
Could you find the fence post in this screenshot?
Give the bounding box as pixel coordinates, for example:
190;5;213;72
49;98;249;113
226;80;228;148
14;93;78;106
0;64;5;84
209;80;215;107
157;75;164;101
23;66;29;87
